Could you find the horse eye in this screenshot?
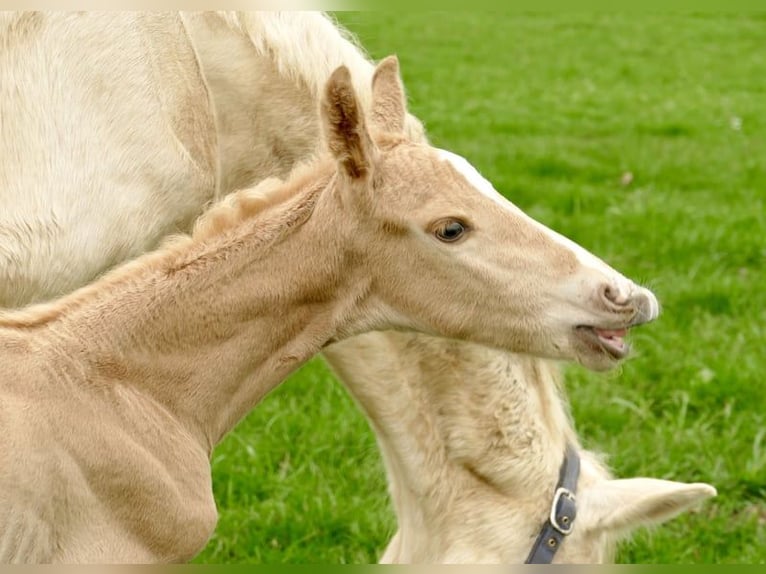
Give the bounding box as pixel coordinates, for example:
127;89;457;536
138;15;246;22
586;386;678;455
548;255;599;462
434;220;466;243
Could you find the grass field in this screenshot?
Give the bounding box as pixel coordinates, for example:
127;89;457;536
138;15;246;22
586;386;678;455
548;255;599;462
194;13;766;563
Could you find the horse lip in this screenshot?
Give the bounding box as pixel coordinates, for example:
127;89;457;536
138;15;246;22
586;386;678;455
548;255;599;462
575;325;631;360
628;309;656;328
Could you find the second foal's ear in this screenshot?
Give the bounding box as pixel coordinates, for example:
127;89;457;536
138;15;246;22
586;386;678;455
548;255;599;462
579;478;717;537
321;64;376;183
371;55;407;134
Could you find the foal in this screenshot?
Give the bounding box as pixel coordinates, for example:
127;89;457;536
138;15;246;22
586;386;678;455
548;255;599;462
327;334;716;563
0;58;658;563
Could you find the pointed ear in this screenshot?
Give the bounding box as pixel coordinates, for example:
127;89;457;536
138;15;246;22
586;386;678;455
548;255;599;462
371;55;407;134
579;479;717;536
321;64;376;181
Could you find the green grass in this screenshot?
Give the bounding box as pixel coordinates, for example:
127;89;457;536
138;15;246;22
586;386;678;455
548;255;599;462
194;13;766;563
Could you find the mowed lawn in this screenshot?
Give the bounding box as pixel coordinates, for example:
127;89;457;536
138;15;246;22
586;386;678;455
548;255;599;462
195;13;765;563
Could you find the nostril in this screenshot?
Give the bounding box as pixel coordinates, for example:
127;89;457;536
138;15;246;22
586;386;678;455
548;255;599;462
601;284;629;307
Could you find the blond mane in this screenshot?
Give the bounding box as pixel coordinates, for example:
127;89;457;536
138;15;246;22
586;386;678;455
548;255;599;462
191;158;331;242
213;12;373;103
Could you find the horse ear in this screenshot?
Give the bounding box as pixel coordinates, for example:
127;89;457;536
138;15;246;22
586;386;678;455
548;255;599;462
371;55;406;134
321;64;376;182
579;478;716;536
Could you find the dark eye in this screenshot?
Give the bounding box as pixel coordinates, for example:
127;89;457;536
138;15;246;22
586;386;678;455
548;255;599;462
434;219;466;243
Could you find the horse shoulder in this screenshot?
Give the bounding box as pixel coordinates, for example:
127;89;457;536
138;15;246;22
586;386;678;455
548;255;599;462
0;330;217;563
0;385;59;562
41;371;217;561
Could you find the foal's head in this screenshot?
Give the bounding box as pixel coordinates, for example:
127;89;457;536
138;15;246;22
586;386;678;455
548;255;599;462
321;57;658;371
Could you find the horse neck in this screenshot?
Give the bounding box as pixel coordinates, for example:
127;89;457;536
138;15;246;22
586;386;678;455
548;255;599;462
183;12;426;197
421;341;577;495
325;332;578;551
18;171;368;449
183;12;377;196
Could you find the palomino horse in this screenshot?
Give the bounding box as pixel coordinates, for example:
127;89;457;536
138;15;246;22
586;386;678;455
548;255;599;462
0;12;714;562
0;58;660;563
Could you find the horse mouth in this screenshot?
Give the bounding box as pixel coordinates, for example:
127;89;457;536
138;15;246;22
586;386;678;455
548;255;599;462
575;325;630;360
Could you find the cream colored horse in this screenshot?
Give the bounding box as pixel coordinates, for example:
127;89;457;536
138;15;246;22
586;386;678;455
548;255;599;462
326;335;716;563
0;11;422;307
0;12;713;563
0;58;660;563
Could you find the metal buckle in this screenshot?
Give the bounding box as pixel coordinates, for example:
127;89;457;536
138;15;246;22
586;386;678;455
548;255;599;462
549;487;576;535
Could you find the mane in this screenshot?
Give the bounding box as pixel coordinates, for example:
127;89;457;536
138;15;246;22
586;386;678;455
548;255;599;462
0;12;43;46
0;158;334;330
211;12;426;143
213;12;378;111
190;157;331;243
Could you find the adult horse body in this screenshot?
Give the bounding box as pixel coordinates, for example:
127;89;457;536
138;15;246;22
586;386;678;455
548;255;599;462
0;12;713;563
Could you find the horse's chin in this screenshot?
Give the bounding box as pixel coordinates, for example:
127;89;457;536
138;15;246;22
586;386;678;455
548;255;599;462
571;325;631;371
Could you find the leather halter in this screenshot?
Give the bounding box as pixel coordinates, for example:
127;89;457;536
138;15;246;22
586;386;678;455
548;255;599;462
525;444;581;564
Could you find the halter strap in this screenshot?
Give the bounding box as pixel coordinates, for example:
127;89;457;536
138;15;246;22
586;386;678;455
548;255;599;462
524;444;581;564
